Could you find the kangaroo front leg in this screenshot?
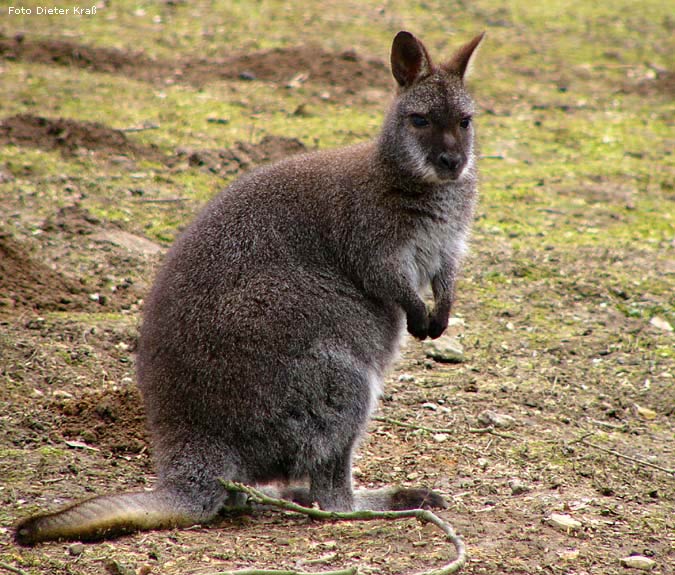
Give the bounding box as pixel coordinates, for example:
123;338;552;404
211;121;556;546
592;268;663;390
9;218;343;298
428;258;456;339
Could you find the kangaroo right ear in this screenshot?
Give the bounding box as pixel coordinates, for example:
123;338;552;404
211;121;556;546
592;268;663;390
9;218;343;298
443;32;485;81
391;31;433;88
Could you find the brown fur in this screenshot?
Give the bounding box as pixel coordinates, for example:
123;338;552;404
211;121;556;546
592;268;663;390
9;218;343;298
15;30;483;546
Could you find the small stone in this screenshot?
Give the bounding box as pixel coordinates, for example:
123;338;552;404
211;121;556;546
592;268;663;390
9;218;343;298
433;433;450;443
620;555;656;570
104;560;136;575
422;402;438;411
509;479;531;495
286;72;309;89
65;440;100;452
634;404;657;420
477;410;516;429
557;548;580;561
547;513;582;533
422;334;464;363
476;457;489;470
398;373;416;383
68;542;85;556
649;316;673;332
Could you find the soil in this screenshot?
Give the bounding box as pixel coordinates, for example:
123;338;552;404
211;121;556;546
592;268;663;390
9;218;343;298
0;114;163;160
1;25;674;575
0;33;390;92
0;232;92;312
0;113;306;168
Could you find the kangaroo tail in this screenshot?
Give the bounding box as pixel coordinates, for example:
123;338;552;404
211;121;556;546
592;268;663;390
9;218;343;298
15;488;198;546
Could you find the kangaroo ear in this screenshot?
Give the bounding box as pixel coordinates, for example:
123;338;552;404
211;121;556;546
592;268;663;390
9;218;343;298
443;32;485;81
391;31;433;88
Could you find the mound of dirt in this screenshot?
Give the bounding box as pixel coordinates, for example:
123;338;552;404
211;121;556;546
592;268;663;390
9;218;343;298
0;34;390;92
0;34;152;74
57;385;148;454
1;113;304;173
41;203;103;236
0;233;93;312
178;135;307;177
0;113;161;159
629;70;675;97
187;45;391;90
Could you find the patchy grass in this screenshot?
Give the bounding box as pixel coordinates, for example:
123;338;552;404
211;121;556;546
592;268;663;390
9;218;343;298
1;0;674;574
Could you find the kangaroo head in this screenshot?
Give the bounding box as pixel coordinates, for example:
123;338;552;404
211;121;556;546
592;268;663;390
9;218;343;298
381;31;485;185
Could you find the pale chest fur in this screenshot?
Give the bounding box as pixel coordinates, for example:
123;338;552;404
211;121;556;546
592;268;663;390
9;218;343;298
400;207;470;293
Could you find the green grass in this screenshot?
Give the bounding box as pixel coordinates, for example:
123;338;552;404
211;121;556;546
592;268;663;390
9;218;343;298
1;3;674;573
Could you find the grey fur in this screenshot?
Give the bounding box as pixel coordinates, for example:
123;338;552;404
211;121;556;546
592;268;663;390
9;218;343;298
15;30;483;545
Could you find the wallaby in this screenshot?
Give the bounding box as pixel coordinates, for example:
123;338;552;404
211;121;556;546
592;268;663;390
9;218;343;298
15;30;484;545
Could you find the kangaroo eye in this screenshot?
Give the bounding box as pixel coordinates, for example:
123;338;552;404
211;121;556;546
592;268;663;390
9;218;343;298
459;116;472;129
409;114;430;128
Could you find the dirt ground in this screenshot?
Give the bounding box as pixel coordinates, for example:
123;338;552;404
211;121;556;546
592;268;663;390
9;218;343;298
1;16;674;575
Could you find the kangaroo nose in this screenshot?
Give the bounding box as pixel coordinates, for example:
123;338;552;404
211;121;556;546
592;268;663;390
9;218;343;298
439;152;462;172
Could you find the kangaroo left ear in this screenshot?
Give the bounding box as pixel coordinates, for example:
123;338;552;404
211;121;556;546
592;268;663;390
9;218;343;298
391;31;434;88
442;32;485;81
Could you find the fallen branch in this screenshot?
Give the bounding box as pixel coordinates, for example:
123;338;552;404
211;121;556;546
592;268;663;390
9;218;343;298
0;562;28;575
373;415;450;433
374;415;516;440
201;568;355;575
576;437;675;476
121;122;160;132
206;481;466;575
135;197;187;203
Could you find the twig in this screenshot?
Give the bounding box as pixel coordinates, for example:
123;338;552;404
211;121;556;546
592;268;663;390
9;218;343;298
589;419;629;432
373;415;451;434
207;481;466;575
578;438;675;476
121;122;160;132
466;426;518;440
374;416;516;440
201;569;354;575
135;197;187;203
0;562;28;575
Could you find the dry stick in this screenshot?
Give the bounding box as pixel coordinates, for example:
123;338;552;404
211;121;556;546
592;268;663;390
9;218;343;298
201;569;355;575
0;562;28;575
373;415;517;440
135;197;187;204
578;438;675;476
207;481;466;575
121;122;160;132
